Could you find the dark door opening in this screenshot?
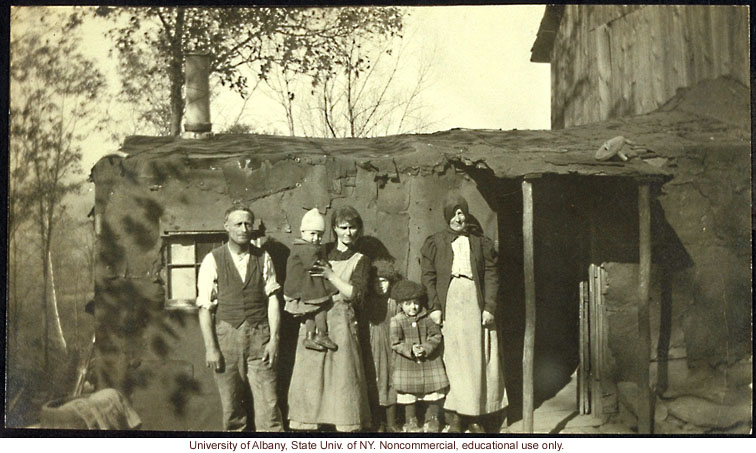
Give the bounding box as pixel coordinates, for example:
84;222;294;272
480;175;645;423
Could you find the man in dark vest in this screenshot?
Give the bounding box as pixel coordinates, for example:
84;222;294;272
197;206;284;431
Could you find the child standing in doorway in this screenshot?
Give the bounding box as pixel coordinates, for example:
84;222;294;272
284;208;339;351
390;280;449;433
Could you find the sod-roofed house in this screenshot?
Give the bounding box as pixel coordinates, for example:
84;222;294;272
90;6;750;432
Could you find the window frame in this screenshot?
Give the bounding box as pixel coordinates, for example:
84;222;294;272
162;230;227;311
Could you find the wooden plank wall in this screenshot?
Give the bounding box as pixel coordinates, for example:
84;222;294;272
550;5;749;129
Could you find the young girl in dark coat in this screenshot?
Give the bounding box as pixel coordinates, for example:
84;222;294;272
390;280;449;433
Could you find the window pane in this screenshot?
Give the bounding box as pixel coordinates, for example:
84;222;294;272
170;239;196;265
196;240;219;261
170;268;197;299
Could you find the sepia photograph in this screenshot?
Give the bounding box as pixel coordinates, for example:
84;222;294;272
5;4;752;438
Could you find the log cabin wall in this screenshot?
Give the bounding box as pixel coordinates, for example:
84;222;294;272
550;5;749;129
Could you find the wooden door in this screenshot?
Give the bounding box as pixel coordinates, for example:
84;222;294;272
579;263;617;419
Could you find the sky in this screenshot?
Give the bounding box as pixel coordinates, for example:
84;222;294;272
217;6;553;141
407;6;551;131
12;5;551;175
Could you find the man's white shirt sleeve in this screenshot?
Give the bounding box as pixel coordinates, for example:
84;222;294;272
196;253;218;310
261;252;281;297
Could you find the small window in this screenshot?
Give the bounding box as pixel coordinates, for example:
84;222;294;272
163;231;226;310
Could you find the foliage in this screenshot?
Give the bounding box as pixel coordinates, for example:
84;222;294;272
10;12;106;217
88;6;404;136
219;123;254;134
110;42;174;137
10;8;106;376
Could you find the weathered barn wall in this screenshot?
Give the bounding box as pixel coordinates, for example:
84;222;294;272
91;153;497;430
550;5;749;129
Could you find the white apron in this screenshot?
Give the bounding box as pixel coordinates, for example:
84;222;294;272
442;236;507;416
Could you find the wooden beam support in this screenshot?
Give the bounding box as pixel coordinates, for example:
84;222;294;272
521;179;536;433
637;183;652;433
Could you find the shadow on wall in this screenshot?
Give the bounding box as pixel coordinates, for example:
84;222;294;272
260;236;295;422
95;217;204;424
652;195;694;395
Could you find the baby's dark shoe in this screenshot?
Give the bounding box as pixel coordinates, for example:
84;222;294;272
423;417;441;433
403;417;421;433
315;332;338;351
303;332;327;351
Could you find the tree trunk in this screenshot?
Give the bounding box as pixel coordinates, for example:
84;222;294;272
39;200;49;375
637;183;652;433
285;82;295;136
169;8;186;136
48;250;68;354
10;231;19;353
347;58;355;138
74;271;80;352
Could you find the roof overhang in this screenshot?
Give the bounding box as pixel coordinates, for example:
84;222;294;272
95;77;752;186
530;5;565;63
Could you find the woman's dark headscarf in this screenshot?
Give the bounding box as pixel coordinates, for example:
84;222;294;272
443;191;469;225
442;191;482;236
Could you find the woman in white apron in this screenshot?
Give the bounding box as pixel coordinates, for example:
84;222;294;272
287;206;372;431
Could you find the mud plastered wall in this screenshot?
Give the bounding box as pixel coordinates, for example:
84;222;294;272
92;152;498;430
656;143;751;366
603;262;751;434
598;142;752;433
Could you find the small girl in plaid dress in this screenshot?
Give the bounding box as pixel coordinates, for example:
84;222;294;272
390;280;449;433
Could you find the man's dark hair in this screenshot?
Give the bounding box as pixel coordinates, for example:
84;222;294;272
224;205;255;223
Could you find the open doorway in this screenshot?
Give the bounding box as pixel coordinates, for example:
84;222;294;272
478;174;647;423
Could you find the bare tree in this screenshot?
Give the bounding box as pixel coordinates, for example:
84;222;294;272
103;42;173;139
265;66;299;136
9;104;34;350
266;12;436;138
10;9;106;375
